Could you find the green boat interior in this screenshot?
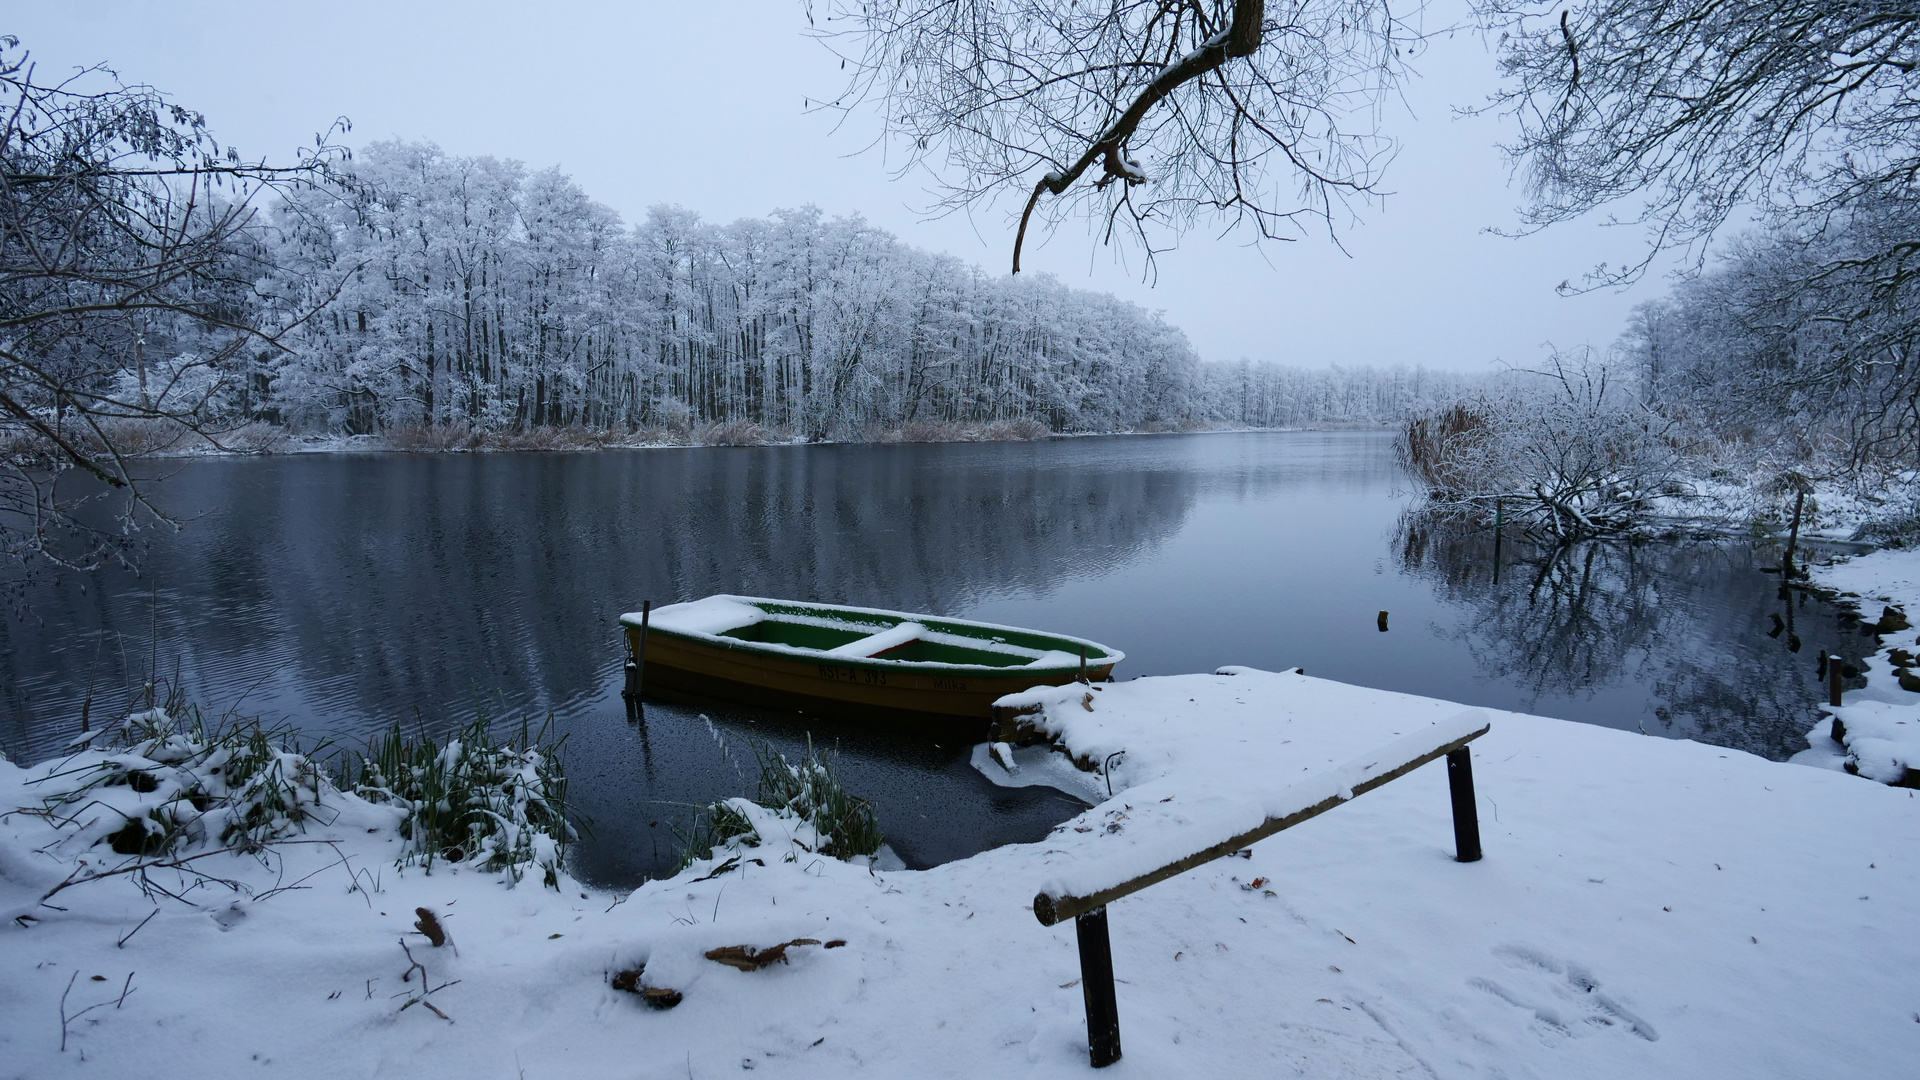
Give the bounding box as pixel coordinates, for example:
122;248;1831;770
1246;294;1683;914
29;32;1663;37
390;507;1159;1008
717;620;872;651
635;595;1121;674
720;616;1043;668
866;639;1032;668
679;599;1114;671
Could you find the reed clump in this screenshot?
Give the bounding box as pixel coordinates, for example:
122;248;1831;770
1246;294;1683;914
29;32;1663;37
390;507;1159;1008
1397;402;1489;495
18;683;582;894
679;737;882;868
26;690;332;858
343;715;578;886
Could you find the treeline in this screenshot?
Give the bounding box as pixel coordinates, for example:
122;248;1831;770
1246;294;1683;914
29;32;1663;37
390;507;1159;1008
251;142;1200;439
1196;361;1491;429
228;141;1469;440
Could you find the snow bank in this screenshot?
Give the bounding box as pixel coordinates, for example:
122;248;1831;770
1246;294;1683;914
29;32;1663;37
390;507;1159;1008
6;673;1919;1078
1801;548;1920;785
993;670;1488;907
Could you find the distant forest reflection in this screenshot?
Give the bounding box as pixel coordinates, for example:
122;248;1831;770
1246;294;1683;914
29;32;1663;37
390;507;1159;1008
1394;512;1869;761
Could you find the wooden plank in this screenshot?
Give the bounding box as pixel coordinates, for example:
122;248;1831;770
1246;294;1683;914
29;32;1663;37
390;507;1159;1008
1032;723;1490;926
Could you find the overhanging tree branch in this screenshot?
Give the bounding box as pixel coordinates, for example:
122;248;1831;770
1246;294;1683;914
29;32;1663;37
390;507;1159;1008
813;0;1410;275
1013;0;1266;272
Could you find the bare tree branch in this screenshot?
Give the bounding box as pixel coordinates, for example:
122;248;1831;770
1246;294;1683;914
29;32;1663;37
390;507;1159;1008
0;35;348;574
809;0;1416;273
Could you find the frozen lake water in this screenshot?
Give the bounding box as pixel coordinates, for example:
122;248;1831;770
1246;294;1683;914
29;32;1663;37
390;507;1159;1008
1;431;1869;885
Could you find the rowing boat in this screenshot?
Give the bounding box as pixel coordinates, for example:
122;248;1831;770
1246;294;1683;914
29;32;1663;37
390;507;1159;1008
619;595;1122;721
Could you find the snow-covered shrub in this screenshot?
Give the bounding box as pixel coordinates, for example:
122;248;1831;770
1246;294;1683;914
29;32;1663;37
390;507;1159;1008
698;419;779;446
679;738;881;868
876;418;1052;443
344;717;577;887
27;705;332;858
1399;352;1688;538
382;423;487;452
983;417;1052;441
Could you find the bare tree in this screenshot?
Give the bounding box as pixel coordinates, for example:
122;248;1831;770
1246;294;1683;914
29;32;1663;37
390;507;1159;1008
808;0;1417;272
0;37;343;572
1618;206;1920;482
1480;0;1920;289
1399;350;1688;538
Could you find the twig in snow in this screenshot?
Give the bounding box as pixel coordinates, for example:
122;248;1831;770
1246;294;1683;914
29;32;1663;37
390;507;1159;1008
393;939;460;1019
56;972;77;1052
704;939;824;971
254;841;364;904
116;908;158;948
38;838;347;906
59;970;137;1051
689;856;740;882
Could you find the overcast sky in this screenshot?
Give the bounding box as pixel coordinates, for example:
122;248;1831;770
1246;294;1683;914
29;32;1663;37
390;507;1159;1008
12;1;1688;373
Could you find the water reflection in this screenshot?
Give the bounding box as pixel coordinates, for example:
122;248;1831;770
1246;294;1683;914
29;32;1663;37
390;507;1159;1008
1394;512;1870;760
0;443;1202;760
0;435;1875;886
1;442;1215;886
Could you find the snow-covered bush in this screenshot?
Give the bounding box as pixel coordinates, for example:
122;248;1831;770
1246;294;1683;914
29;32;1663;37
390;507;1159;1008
680;739;881;868
11;692;581;899
699;419;780;446
343;717;577;886
26;705;332;858
1400;352;1688;538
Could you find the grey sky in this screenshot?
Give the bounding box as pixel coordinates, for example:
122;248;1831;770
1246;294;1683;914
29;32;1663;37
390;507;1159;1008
13;1;1684;372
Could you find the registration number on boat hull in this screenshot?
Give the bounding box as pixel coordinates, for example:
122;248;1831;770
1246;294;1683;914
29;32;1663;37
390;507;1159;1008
818;665;887;686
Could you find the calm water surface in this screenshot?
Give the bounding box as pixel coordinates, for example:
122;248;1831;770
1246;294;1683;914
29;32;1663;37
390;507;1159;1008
1;432;1869;886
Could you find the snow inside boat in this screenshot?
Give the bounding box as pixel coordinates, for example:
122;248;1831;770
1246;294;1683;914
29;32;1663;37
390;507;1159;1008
620;595;1122;721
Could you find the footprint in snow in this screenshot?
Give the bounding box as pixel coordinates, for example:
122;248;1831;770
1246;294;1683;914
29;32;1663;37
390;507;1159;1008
1467;945;1659;1044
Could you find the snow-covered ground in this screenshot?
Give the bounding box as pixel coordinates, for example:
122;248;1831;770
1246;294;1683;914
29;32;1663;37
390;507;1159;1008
1799;548;1920;786
5;669;1917;1079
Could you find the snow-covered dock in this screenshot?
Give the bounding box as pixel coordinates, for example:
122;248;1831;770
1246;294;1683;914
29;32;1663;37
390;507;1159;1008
5;668;1917;1078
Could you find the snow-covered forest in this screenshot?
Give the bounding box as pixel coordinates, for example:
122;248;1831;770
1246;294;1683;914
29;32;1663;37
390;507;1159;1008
236;141;1475;440
259;142;1197;439
1617;207;1920;482
1393;0;1920;541
1396;203;1920;541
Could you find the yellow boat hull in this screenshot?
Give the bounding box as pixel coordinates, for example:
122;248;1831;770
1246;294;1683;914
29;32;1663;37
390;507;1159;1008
626;625;1116;721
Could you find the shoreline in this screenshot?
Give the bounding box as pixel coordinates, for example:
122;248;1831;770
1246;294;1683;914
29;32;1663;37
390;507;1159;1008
1796;548;1920;786
114;422;1396;461
4;667;1915;1077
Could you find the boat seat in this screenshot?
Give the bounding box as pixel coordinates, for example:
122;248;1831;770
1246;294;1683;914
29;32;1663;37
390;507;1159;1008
823;622;927;659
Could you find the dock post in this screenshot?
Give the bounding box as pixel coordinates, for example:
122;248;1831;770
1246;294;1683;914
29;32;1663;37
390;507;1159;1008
1784;490;1805;578
624;600;651;704
1446;746;1483;863
1079;645;1088;685
1075;906;1122;1068
1492;498;1504;585
1829;653;1844;708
